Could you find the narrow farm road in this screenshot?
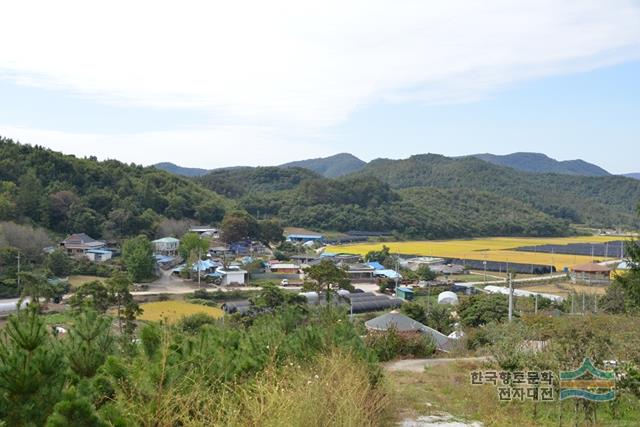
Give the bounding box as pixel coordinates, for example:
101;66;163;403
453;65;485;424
384;356;493;373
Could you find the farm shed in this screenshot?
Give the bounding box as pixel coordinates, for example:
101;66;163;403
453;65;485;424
85;249;113;262
396;286;414;301
286;234;323;243
269;263;300;274
571;263;613;285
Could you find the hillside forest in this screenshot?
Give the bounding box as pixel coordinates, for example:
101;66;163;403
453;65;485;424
2;137;640;247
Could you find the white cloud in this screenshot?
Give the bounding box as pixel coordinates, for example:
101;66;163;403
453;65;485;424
0;125;334;168
1;0;639;126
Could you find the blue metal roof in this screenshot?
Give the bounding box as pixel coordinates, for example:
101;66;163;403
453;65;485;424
86;249;112;254
154;254;175;263
374;269;402;279
397;286;414;293
287;234;323;239
367;261;385;270
192;259;220;271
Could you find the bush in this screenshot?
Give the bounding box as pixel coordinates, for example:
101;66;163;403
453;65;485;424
365;328;436;362
72;258;116;278
177;313;219;333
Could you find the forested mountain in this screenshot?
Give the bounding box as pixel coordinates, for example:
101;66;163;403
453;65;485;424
0;137;233;239
473;152;611;176
195;166;321;198
353;154;640;228
280;153;366;177
153;162;209;177
2;137;637;241
239;184;568;238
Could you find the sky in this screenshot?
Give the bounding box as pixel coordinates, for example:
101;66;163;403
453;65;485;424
1;0;639;173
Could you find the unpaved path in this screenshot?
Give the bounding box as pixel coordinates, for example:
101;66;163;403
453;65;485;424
384;356;492;372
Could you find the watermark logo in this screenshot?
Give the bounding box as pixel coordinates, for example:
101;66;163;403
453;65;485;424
470;370;555;401
559;358;616;401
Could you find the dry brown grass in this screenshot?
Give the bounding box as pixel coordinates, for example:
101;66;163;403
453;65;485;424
115;350;391;427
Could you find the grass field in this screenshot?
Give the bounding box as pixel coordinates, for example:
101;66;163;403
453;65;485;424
67;275;104;289
139;300;224;323
519;282;609;296
327;236;623;270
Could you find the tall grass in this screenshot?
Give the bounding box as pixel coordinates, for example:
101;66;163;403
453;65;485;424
113;350;390;426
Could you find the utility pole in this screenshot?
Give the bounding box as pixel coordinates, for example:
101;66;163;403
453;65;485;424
394;256;399;298
535;293;538;315
571;293;575;314
16;252;21;291
197;248;201;288
508;273;513;322
582;293;585;314
483;259;487;285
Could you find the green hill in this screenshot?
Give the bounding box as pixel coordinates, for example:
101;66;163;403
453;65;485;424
280;153;366;178
353;154;640;228
474;152;611;176
195;166;321;198
197;166;569;238
153;162;210;177
0;137;234;238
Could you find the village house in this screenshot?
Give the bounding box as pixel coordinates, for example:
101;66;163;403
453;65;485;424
290;254;320;266
60;233;107;257
346;263;375;281
152;237;180;256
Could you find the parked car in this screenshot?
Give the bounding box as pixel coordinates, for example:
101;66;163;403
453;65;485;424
280;279;289;286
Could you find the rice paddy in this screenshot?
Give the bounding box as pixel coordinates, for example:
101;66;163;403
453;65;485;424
138;300;224;323
326;236;625;270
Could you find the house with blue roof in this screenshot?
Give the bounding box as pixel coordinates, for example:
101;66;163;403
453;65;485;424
367;261;385;271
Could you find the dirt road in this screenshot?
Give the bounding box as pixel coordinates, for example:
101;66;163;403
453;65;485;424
384;356;492;373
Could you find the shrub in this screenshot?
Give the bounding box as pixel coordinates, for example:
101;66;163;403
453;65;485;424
365;328;436;362
177;312;219;333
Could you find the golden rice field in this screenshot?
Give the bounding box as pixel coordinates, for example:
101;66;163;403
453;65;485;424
138;300;224;323
327;236;626;270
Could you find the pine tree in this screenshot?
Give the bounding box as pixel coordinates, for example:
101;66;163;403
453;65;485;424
0;307;66;425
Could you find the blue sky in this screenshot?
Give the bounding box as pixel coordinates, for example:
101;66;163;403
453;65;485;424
1;1;639;173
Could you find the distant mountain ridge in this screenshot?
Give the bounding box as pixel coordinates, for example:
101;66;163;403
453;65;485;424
351;153;640;229
279;153;366;177
473;152;611;176
155;153;366;178
153;162;209;177
624;173;640;180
